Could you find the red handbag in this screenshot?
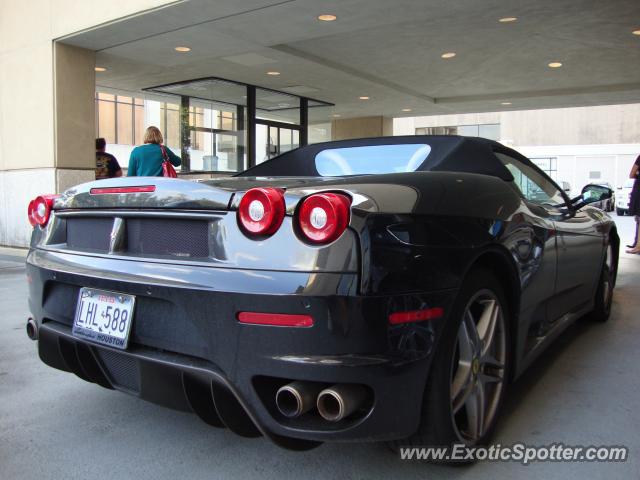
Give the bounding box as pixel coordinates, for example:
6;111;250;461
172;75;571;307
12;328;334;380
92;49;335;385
160;145;178;178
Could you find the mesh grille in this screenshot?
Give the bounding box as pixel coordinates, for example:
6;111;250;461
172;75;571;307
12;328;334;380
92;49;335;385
66;218;113;252
126;218;209;258
97;349;141;392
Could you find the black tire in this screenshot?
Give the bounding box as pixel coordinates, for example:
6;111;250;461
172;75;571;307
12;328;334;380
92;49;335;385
616;208;624;216
585;247;614;323
390;269;511;461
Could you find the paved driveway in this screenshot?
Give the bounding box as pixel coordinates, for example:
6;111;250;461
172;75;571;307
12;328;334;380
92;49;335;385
1;216;638;479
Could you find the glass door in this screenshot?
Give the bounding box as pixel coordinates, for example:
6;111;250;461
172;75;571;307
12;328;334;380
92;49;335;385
255;123;300;164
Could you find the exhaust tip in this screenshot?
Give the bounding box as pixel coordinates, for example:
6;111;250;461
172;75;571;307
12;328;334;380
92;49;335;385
276;385;305;418
317;389;344;422
26;318;38;341
317;384;369;422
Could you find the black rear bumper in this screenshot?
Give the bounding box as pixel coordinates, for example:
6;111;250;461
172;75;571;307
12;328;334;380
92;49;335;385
27;249;457;447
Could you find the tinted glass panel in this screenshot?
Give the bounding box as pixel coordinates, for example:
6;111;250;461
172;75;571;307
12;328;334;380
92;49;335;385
315;144;431;176
496;152;565;206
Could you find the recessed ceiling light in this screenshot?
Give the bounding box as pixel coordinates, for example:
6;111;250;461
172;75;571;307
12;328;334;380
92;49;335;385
548;62;563;68
441;52;456;59
359;96;370;100
633;30;640;36
332;114;341;117
266;71;281;76
401;108;412;112
499;17;517;23
501;102;512;105
318;14;337;21
94;67;107;72
174;46;191;52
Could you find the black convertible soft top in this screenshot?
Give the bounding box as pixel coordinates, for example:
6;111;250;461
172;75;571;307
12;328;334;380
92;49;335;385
238;135;518;181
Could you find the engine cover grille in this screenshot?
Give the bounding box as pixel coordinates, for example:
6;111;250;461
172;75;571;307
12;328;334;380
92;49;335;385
126;218;209;258
66;218;113;252
64;216;211;259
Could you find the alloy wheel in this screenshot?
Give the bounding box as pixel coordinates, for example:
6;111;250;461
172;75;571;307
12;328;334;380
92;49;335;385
450;290;506;443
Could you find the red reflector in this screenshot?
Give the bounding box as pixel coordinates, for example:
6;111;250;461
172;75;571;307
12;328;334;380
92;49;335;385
237;312;314;327
388;307;444;325
90;186;156;195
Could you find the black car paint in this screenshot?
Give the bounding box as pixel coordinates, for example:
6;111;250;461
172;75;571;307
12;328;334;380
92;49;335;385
26;137;618;447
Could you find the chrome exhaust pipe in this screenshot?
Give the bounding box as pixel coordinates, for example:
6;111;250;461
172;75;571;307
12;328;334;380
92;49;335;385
26;318;38;341
317;384;368;422
276;381;324;418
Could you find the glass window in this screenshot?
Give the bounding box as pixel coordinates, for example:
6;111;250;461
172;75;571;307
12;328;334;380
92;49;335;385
97;98;115;144
415;124;500;140
315;144;431;176
116;102;133;145
479;124;500;141
134;104;145;145
457;125;479;136
531;157;558;181
495;152;565;206
160;103;180;149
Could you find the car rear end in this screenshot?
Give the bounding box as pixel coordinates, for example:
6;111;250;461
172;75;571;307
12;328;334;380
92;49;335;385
25;176;456;448
616;184;632;214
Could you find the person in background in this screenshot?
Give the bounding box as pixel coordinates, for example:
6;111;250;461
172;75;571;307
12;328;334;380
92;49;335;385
95;138;122;179
128;126;181;177
626;153;640;254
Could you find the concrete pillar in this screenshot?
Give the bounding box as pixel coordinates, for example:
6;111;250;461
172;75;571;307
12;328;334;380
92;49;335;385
53;43;96;192
331;116;393;141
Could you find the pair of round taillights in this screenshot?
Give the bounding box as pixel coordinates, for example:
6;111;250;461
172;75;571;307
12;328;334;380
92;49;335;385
27;195;59;227
238;188;351;244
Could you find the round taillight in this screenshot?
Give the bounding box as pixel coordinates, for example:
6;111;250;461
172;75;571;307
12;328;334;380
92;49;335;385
298;193;351;244
30;195;57;227
27;200;37;227
238;187;285;236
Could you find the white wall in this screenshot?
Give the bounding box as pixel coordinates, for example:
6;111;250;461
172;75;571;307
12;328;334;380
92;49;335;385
515;144;640;195
0;0;175;247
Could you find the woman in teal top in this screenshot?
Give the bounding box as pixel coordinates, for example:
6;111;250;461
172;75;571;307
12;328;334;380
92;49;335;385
128;126;181;176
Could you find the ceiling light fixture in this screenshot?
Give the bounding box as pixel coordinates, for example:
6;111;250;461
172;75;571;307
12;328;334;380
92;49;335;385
441;52;456;59
501;102;512;105
548;62;563;68
402;108;412;112
94;67;107;72
318;14;337;21
332;114;341;117
633;30;640;36
266;71;281;76
359;96;370;100
499;17;517;23
174;46;191;52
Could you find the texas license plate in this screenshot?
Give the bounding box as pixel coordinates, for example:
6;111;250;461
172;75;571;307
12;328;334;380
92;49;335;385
72;288;135;350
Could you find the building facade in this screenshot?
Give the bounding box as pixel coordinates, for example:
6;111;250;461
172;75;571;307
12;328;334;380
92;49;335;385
395;104;640;194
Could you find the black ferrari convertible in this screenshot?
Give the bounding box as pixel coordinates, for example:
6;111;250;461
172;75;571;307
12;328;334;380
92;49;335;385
25;136;618;451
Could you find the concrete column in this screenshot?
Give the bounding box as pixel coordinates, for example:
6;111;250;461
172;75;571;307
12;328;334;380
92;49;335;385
331;116;393;141
53;43;96;192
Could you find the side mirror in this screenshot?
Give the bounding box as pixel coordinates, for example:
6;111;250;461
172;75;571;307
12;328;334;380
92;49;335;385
574;184;613;210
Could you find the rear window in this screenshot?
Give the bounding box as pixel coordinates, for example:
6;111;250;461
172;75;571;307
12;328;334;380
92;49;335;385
314;144;431;176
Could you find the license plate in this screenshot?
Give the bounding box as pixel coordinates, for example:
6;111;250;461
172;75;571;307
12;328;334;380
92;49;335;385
72;288;135;350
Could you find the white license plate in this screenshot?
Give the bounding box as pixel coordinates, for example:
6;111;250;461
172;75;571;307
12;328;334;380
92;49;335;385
72;288;135;350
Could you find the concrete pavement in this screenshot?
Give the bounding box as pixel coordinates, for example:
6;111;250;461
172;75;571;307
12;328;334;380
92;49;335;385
1;216;638;479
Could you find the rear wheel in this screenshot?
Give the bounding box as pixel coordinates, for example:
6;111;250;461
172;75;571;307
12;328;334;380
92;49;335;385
616;208;624;216
586;244;614;323
398;269;510;456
